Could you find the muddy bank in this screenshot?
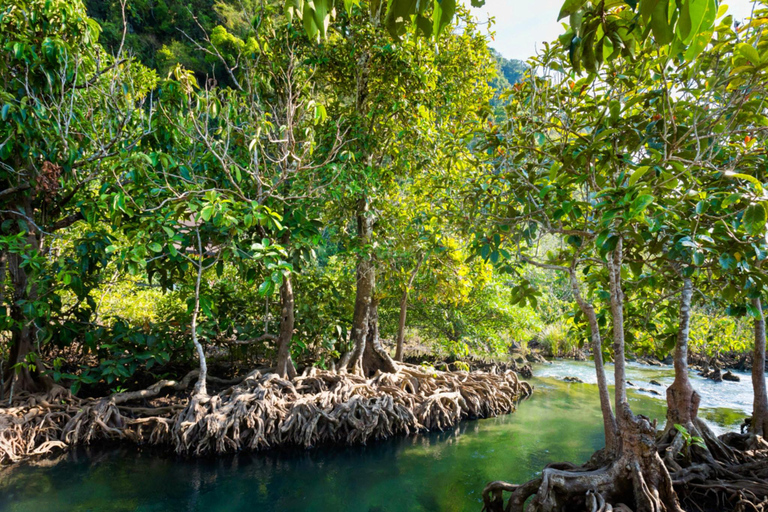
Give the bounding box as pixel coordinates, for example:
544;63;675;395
0;364;531;466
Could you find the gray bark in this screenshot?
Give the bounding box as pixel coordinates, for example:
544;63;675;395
363;300;398;375
275;274;297;379
191;229;208;396
348;198;374;375
569;268;617;453
665;278;701;428
607;239;627;409
751;298;768;437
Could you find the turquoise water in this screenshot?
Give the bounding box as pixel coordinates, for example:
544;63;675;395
0;361;752;512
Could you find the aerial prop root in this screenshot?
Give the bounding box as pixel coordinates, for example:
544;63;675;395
482;420;768;512
0;363;531;464
481;456;674;512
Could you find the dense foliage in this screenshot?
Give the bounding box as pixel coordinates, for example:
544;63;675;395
0;0;764;401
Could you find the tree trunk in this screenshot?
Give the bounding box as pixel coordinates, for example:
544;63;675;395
661;277;735;465
191;230;208;397
362;299;398;376
607;240;627;407
345;198;397;376
2;197;45;396
665;278;700;428
275;274;297;379
395;253;425;362
751;298;768;437
484;247;687;512
347;199;374;375
569;268;617;453
0;250;6;313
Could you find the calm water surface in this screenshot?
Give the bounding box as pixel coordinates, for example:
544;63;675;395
0;361;752;512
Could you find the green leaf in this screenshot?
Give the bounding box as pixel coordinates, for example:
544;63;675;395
722;193;742;208
650;0;673;45
735;43;761;66
432;0;456;37
148;242;163;253
628;166;650;186
200;205;214;222
630;194;654;217
302;6;319;40
640;0;661;21
724;171;762;193
558;0;588;21
312;0;330;39
742;203;766;236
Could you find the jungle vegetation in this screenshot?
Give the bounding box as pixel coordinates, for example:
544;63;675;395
2;0;768;510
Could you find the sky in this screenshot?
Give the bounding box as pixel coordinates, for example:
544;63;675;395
470;0;760;62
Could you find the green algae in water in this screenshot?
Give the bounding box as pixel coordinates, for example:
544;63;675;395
0;362;750;512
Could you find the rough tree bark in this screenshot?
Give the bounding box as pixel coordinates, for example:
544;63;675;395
347;199;374;375
2;196;46;396
275;274;297;379
395;253;425;362
569;268;617;453
344;198;398;376
363;299;398;375
751;298;768;438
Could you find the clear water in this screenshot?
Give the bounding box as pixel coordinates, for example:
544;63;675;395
0;361;753;512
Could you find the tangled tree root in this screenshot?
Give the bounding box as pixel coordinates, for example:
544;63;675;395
0;364;532;465
482;407;768;512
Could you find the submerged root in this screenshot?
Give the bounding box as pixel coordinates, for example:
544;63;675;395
484;406;685;512
483;408;768;512
0;364;532;464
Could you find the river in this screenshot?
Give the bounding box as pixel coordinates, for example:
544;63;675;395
0;361;753;512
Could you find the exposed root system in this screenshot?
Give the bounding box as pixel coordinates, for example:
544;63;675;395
0;364;532;465
482;409;768;512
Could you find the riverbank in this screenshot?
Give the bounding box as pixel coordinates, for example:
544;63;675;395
521;341;766;375
1;361;761;512
0;363;531;466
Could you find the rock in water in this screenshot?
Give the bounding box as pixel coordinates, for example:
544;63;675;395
562;376;584;383
649;380;662;386
723;371;741;382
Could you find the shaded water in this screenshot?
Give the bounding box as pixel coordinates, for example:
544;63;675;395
0;361;752;512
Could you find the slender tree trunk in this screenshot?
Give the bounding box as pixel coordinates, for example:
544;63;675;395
665;278;700;428
0;250;6;313
661;277;736;464
275;274;297;379
607;240;627;409
395;253;425;362
751;298;768;437
569;269;617;453
191;231;207;397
